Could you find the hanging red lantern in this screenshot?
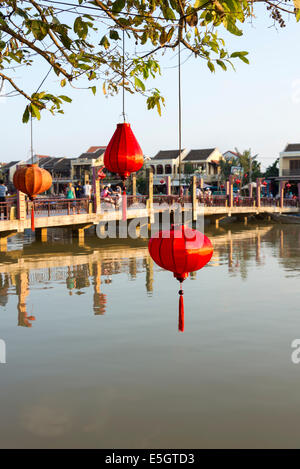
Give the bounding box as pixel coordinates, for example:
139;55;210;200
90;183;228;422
97;166;106;180
160;179;165;184
104;123;143;221
220;184;224;189
235;179;241;185
286;183;291;189
13;164;52;231
148;225;213;332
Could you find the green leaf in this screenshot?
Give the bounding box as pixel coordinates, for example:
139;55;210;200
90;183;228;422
109;30;120;40
22;106;30;124
134;77;145;91
216;59;227;71
58;95;72;102
91;86;96;96
99;35;110;49
194;0;209;9
223;17;243;36
207;61;215;73
296;9;300;22
31;103;41;120
112;0;125;13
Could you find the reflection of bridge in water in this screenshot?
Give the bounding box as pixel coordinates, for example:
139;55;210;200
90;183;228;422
0;225;292;327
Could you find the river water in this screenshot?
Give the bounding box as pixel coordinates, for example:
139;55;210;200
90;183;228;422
0;223;300;448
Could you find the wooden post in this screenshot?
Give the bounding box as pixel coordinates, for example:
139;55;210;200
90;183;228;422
256;178;261;208
192;175;197;222
280;181;285;209
228;175;234;207
131;172;136;196
226;180;229;196
36;227;47;242
199;177;204;190
147;167;154;224
92;167;101;214
17;190;26;220
249;182;253;198
166;176;171;195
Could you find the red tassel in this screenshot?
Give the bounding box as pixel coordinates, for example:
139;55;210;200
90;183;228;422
122;189;127;221
178;288;184;332
31;205;35;232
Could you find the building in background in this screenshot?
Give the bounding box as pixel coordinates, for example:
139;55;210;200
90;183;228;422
72;146;106;183
279;144;300;179
183;148;223;183
148;149;188;186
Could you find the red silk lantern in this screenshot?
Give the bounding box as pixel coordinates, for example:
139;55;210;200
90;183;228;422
104;123;143;221
160;179;165;184
13;164;52;231
235;179;241;185
220;184;224;189
262;181;267;186
148;225;213;332
286;183;291;189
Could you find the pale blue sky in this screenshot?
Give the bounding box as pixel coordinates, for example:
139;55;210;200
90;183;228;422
1;5;300;169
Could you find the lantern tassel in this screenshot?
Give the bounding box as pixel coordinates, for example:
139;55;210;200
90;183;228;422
122;187;127;221
31;204;35;232
178;285;184;332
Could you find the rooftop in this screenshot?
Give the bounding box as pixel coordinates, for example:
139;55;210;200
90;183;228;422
284;144;300;152
78;147;106;160
152;150;182;160
184;148;216;161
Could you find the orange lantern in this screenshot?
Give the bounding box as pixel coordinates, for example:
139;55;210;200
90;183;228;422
13;164;52;231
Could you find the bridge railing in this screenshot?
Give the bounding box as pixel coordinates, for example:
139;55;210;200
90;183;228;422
283;198;299;208
30;198;90;217
0;200;16;221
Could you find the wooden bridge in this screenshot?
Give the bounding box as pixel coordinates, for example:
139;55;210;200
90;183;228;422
0;172;299;249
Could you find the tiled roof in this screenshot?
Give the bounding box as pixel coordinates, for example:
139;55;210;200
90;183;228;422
152;150;181;160
38;157;56;168
36;154;51;159
54;158;74;169
184;149;216;161
3;160;20;169
87;146;106;153
78;147;106;160
224;150;239;157
284;144;300;152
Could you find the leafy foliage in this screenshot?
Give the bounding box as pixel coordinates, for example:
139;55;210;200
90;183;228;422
220;148;261;182
0;0;298;121
264;158;279;178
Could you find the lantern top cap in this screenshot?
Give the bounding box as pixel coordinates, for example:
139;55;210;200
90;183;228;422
117;122;131;127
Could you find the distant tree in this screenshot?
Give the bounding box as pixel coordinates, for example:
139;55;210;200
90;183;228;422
264;158;279;178
183;163;194;175
220;148;261;183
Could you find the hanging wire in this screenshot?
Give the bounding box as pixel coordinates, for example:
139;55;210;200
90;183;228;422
178;40;182;190
122;29;126;123
29;66;53;165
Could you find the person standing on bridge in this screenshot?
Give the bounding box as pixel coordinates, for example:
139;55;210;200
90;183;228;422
0;179;8;219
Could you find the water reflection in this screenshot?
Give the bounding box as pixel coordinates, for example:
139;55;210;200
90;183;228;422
0;224;300;328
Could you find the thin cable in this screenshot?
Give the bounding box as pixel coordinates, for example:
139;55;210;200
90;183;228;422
122;29;125;123
30;65;53;165
178;40;182;190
